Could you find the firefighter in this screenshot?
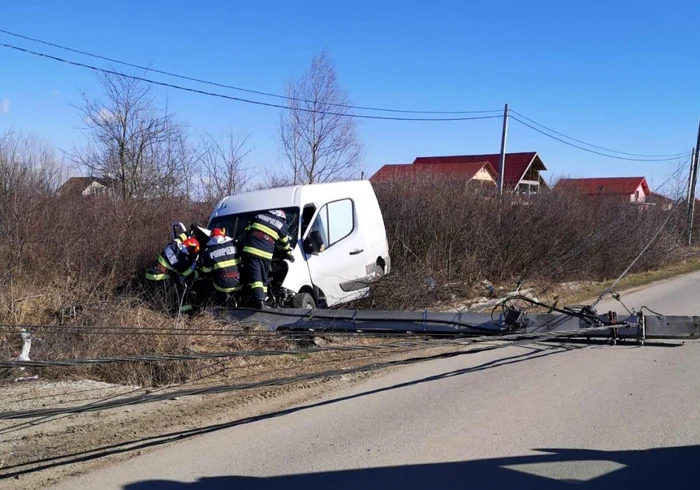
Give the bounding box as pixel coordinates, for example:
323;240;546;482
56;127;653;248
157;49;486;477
241;209;295;309
199;227;241;305
145;232;200;312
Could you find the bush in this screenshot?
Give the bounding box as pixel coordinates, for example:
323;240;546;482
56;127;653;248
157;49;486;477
0;129;692;383
363;176;687;308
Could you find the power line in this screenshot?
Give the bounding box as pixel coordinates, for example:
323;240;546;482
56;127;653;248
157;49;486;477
591;197;684;309
0;358;234;437
0;339;470;369
0;322;479;339
510;115;686;162
650;160;690;195
511;110;687;159
0;42;501;122
0;322;622;421
0;30;501;116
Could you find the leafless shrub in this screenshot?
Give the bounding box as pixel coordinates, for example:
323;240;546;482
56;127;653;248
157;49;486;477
361;175;687;309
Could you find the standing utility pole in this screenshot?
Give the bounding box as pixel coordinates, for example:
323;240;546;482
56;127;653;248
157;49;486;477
686;147;695;204
497;103;509;195
688;123;700;245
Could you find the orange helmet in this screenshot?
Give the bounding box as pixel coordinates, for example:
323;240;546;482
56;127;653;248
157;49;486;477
182;237;200;255
212;228;226;238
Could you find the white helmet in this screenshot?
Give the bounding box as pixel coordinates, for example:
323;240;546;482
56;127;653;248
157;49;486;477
270;209;286;219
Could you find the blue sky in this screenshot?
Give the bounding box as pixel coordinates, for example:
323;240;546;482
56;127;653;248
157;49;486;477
1;0;698;192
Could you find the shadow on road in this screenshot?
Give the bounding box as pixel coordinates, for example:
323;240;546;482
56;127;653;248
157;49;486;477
123;445;700;490
1;343;581;480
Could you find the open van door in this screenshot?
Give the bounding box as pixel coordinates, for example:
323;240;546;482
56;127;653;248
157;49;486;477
302;199;370;307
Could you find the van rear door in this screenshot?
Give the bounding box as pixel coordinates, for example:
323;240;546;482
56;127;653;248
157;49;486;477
303;198;369;306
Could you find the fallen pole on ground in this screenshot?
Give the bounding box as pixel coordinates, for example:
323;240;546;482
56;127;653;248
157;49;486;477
218;307;700;343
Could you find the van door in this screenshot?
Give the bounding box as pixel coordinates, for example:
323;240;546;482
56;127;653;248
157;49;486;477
303;198;369;306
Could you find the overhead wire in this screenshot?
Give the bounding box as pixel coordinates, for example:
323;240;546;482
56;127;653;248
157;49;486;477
510;110;688;159
0;43;502;123
590;197;684;309
0;320;634;420
2;347;576;479
510;115;686;162
0;337;441;437
0;28;501;116
649;159;691;196
0;337;474;369
0;358;234;437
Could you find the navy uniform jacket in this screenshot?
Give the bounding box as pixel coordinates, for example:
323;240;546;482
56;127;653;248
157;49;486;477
146;232;197;281
199;236;241;293
242;212;293;261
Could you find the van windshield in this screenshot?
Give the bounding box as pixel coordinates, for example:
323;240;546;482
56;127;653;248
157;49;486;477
208;207;300;246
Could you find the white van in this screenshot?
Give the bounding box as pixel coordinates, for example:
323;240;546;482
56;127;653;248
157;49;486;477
207;180;391;309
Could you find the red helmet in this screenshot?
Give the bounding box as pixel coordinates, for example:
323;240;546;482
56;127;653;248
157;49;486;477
212;228;226;238
182;237;200;254
270;209;286;220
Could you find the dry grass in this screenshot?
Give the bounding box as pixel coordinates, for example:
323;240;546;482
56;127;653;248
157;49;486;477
550;249;700;306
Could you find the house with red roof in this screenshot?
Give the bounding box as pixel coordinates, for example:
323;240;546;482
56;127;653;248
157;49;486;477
646;192;675;210
370;152;547;195
554;177;650;204
371;161;497;187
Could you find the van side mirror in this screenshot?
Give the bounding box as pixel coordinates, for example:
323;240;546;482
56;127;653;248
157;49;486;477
304;230;325;255
172;222;186;240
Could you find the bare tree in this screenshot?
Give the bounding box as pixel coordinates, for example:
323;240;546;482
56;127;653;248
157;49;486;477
251;167;295;191
278;49;363;184
0;130;64;278
195;130;252;201
72;70;191;199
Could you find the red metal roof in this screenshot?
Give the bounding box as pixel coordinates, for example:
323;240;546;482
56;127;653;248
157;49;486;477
555;177;650;196
370;162;496;183
412;152;541;186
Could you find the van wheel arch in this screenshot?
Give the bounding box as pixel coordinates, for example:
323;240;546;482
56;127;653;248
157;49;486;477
376;257;387;276
300;285;328;309
298;285;316;300
292;291;316;309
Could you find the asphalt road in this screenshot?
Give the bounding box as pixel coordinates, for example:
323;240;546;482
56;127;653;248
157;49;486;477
50;271;700;489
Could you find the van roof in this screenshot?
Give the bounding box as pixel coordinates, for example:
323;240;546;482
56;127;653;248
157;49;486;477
211;180;370;217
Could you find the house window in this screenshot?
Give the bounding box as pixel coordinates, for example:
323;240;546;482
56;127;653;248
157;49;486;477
635;190;640;201
309;199;355;248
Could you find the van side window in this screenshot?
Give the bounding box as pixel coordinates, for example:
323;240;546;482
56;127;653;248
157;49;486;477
301;205;317;237
309;199;355;249
310;207;329;248
327;199;354;245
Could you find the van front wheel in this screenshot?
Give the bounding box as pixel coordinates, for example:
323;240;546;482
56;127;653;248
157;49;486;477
292;292;316;310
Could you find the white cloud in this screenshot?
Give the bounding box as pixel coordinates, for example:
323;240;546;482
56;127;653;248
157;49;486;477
49;90;61;96
0;98;9;114
85;107;116;124
97;108;115;122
